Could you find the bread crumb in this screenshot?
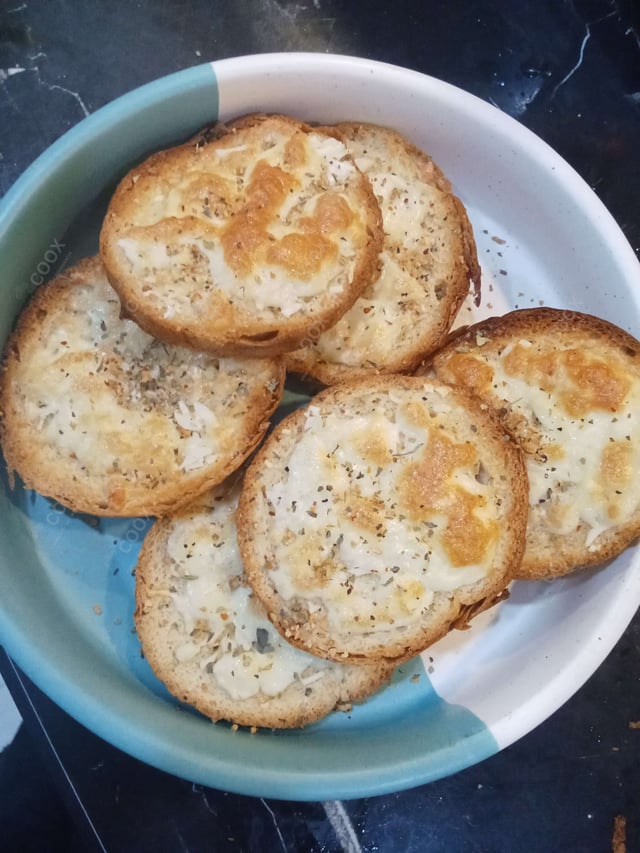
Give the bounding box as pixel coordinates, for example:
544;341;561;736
612;814;626;853
92;604;103;616
628;721;640;729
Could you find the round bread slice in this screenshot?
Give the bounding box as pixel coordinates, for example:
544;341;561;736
430;308;640;580
285;122;480;384
0;257;284;517
237;376;528;665
134;476;392;729
99;113;383;357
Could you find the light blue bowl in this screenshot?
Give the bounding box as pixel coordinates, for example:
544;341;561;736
1;54;639;800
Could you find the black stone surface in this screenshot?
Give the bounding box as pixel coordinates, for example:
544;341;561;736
1;1;640;851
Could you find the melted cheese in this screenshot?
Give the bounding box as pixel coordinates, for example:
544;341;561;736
445;339;640;548
164;490;332;701
114;121;366;321
502;344;630;417
291;126;463;371
265;386;505;635
14;267;279;486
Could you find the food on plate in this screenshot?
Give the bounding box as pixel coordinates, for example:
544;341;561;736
285;121;480;384
134;475;392;729
3;103;636;738
429;308;640;579
0;257;284;516
100;113;383;357
237;375;528;664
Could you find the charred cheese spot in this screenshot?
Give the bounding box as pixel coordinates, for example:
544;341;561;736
395;580;427;616
245;160;297;211
442;488;499;568
398;431;496;566
220;161;298;276
308;193;355;234
601;439;633;484
220;161;345;280
501;342;547;382
562;350;630;416
400;400;433;430
344;488;387;535
400;431;477;513
180;173;236;218
102;414;176;470
283;130;308;168
270;193;354;278
287;532;336;591
502;344;630;417
442;352;494;396
350;420;394;467
600;440;633;520
220;221;272;276
292;557;337;591
266;231;337;280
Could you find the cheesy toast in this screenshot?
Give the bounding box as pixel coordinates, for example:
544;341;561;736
0;257;284;516
237;375;528;664
430;308;640;579
286;122;479;383
100;113;383;357
135;476;391;728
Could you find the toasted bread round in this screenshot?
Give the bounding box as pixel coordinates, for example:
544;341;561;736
0;257;284;517
237;376;528;664
285;122;480;384
100;113;383;357
134;476;392;729
430;308;640;579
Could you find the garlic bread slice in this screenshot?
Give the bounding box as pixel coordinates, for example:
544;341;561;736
0;257;284;516
238;376;527;664
135;476;391;729
100;113;383;357
286;122;479;383
431;308;640;579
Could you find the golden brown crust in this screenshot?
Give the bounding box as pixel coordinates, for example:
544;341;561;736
429;307;640;579
0;257;285;517
284;122;480;384
237;374;528;664
100;113;383;357
134;477;392;729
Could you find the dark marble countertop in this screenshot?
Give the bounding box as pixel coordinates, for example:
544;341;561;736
1;1;640;851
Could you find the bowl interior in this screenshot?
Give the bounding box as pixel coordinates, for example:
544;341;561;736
1;54;639;800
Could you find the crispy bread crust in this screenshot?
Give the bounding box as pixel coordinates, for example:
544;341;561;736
0;257;284;516
237;375;528;664
429;308;640;579
285;122;480;384
100;113;383;357
134;477;392;729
